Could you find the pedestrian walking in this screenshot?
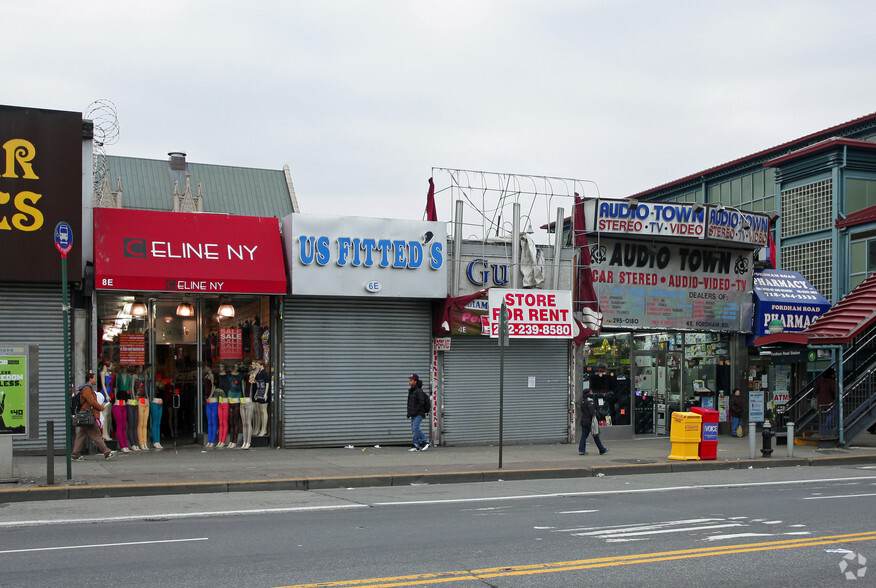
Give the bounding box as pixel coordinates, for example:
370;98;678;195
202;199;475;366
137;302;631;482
406;373;430;452
71;371;118;461
814;367;837;431
729;388;745;437
578;389;608;456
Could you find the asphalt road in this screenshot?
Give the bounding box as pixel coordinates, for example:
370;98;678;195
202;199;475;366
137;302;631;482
1;466;874;587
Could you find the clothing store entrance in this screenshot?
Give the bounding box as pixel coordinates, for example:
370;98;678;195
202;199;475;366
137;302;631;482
154;342;198;445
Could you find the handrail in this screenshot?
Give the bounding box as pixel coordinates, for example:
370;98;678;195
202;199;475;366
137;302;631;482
784;328;876;415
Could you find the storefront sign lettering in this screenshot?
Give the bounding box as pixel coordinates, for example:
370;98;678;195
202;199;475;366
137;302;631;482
595;201;706;238
707;208;770;245
296;235;443;270
590;238;754;332
0;138;43;232
466;259;508;286
487;289;574;339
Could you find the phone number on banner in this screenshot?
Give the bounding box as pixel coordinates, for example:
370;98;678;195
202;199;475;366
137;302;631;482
492;323;572;336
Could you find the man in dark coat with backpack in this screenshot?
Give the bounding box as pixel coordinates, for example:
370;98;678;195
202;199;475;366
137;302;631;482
578;389;609;456
71;371;117;461
406;373;430;452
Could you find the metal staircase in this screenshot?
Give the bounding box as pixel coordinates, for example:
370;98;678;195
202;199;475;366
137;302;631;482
779;328;876;446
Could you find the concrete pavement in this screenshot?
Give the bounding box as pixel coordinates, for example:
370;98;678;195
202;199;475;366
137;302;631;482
3;432;876;502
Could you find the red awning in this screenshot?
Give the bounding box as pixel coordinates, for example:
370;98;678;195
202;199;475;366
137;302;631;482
94;208;287;295
754;271;876;346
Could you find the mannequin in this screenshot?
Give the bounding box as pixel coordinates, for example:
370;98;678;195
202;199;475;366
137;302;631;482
150;397;163;450
216;397;230;447
252;361;271;437
116;367;132;401
98;362;114;441
134;369;149;450
228;397;241;448
205;397;219;447
112;399;129;452
239;397;253;449
227;365;244;399
218;364;229;396
126;398;139;451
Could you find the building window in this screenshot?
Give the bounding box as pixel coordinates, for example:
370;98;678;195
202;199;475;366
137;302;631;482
846;179;876;215
850;237;876;290
782;239;832;301
781;179;832;238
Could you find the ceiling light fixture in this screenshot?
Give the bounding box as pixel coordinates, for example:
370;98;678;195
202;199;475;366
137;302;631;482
176;296;195;317
217;296;235;318
130;297;148;317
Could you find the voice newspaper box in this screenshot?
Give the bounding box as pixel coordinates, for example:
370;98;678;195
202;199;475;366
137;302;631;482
690;406;719;460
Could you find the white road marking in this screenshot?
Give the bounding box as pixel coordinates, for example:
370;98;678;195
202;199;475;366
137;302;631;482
0;537;207;555
574;523;744;538
803;492;876;500
374;475;876;507
705;533;771;541
557;509;599;514
0;504;366;528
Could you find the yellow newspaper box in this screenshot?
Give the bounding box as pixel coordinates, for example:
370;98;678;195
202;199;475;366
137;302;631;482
668;411;702;460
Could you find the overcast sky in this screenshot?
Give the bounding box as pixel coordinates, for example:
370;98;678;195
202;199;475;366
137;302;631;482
8;1;876;229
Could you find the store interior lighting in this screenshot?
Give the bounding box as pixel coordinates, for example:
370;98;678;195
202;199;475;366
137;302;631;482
218;296;235;318
130;297;148;317
176;296;195;317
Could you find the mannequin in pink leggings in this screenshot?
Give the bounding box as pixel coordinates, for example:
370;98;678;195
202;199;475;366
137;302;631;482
112;399;128;452
216;398;230;447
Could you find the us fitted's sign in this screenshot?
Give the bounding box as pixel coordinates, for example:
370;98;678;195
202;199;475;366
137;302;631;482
94;208;287;294
487;289;573;339
590;238;754;332
283;213;447;298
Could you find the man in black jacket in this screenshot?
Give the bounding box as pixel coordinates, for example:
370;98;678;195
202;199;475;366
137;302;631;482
406;373;430;452
578;389;608;456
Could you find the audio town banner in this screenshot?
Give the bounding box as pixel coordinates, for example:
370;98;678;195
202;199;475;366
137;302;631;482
589;238;755;332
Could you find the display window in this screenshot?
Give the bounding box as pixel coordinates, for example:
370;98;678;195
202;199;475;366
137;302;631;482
96;292;274;450
584;331;734;436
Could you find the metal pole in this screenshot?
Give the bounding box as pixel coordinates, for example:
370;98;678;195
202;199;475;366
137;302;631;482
452;200;464;297
552;207;564;290
46;420;54;486
749;421;757;459
837;346;845;445
511;203;520;289
787;421;795;458
498;302;507;469
62;254;72;480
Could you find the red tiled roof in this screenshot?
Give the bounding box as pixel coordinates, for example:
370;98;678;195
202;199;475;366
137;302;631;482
756;271;876;346
764;137;876;167
836;204;876;229
629;112;876;200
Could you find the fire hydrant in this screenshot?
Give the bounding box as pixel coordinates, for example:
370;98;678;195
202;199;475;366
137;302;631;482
761;419;775;457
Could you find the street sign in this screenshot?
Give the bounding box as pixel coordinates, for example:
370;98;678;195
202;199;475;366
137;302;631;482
53;221;73;257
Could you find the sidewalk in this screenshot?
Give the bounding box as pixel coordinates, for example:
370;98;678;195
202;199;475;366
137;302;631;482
3;433;876;502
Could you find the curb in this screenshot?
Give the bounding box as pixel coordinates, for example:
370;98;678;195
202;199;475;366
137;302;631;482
2;454;875;503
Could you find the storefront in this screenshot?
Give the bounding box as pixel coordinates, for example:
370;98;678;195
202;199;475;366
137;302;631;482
434;239;578;445
281;213;446;448
582;199;769;437
0;105;86;452
747;269;831;420
92;207;287;449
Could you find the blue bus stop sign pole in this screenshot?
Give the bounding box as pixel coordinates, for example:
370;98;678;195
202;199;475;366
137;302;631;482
54;222;73;480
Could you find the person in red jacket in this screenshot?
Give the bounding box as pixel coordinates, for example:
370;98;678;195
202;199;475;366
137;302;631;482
72;372;118;461
814;368;837;432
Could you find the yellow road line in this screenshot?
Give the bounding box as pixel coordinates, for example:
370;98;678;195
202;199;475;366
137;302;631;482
280;531;876;588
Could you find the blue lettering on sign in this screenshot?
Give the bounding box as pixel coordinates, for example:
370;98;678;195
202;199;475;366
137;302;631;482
703;423;718;441
297;235;444;270
466;259;509;286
